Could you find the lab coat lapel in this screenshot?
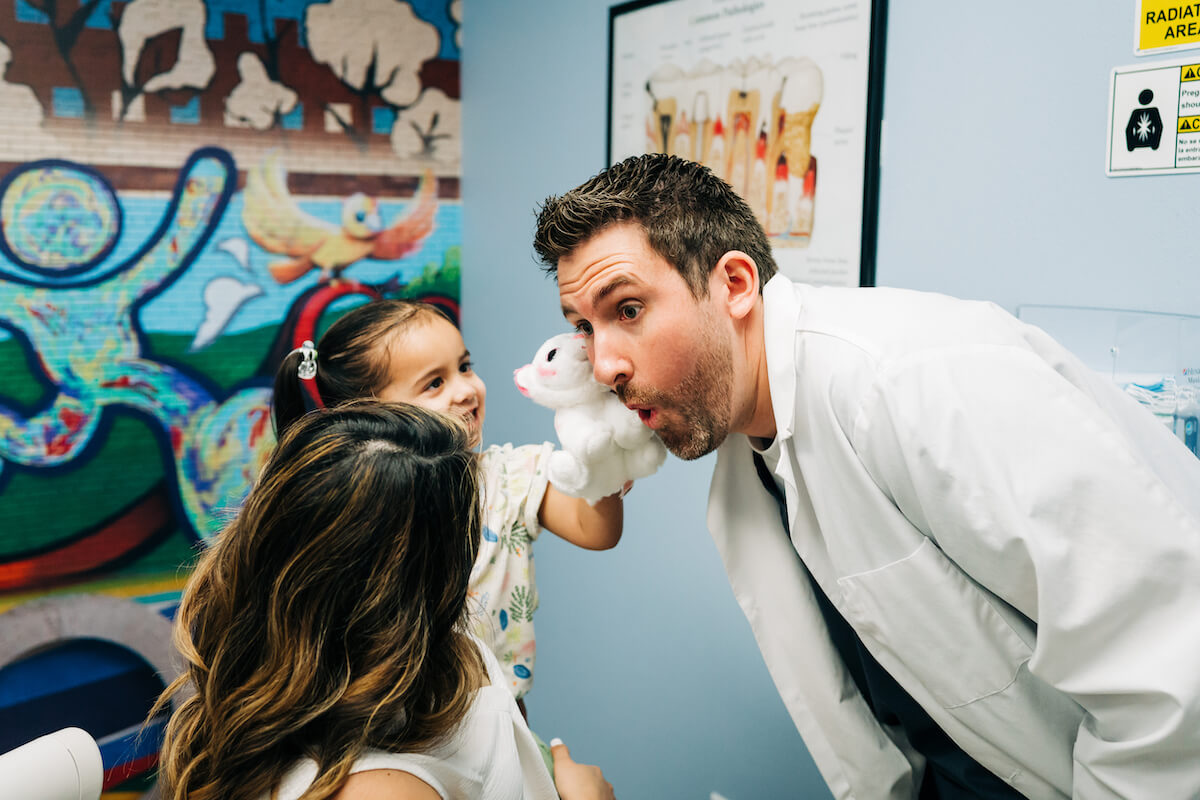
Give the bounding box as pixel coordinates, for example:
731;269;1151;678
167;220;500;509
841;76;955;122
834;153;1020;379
761;276;812;563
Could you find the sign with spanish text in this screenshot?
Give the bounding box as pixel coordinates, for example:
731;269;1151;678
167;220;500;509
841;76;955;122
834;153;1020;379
1107;59;1200;175
1137;1;1200;56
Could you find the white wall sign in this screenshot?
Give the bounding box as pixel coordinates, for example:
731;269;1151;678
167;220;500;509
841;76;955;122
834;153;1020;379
1107;58;1200;176
608;0;887;287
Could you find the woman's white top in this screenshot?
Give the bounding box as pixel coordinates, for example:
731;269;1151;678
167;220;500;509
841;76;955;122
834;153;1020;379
272;638;557;800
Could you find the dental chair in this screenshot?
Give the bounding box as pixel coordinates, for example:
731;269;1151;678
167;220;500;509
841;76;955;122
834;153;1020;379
0;727;103;800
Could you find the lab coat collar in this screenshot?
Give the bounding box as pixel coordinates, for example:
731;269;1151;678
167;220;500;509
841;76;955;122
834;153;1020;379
762;275;801;445
760;275;804;496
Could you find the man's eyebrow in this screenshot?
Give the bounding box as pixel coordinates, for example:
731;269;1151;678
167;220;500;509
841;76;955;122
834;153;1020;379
561;276;636;318
594;276;634;305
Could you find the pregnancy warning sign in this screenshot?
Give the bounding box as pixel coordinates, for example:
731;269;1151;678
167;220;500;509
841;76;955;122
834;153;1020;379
1107;59;1200;176
1137;1;1200;56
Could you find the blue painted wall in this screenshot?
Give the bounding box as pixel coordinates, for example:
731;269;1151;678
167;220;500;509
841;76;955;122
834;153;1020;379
462;2;1199;799
877;4;1200;313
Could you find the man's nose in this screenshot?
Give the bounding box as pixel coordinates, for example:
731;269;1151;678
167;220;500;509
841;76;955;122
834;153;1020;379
590;331;630;390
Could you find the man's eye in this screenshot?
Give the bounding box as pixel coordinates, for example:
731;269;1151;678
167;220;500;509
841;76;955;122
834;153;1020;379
426;377;444;391
460;361;474;373
575;321;593;336
619;304;641;321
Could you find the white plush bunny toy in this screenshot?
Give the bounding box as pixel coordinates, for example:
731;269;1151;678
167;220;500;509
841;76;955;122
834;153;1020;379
514;333;667;504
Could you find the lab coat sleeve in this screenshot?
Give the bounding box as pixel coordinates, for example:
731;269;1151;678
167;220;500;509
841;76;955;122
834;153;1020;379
849;344;1200;799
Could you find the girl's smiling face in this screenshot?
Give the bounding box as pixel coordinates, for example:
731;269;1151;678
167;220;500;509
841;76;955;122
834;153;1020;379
377;315;487;446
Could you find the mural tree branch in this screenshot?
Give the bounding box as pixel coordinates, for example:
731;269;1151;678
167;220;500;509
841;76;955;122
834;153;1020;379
410;110;450;157
24;0;106;120
392;86;460;164
322;46;403;150
222;0;301;132
258;0;294;79
305;0;439;151
111;0;216;122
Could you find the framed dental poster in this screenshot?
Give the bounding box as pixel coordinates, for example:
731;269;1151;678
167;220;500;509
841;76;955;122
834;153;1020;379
608;0;888;287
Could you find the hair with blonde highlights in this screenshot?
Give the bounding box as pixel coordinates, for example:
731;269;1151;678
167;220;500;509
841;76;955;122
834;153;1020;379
151;401;484;800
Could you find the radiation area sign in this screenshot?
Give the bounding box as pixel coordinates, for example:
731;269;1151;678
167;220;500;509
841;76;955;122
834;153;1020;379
1107;59;1200;176
1137;1;1200;56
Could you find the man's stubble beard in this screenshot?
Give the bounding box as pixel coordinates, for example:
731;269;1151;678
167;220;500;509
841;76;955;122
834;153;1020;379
617;318;734;461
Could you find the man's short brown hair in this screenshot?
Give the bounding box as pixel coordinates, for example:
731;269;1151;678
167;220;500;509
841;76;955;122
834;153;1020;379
533;154;777;297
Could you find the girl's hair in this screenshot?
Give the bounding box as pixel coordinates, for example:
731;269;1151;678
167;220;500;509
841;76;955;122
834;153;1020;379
152;401;485;800
272;299;451;439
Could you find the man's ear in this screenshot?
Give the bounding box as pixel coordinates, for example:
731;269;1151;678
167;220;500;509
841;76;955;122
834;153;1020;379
712;250;761;321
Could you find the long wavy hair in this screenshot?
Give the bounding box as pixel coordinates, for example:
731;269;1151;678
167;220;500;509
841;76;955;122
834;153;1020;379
151;401;485;800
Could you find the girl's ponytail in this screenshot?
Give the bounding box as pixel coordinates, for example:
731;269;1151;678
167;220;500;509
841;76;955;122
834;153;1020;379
271;344;316;439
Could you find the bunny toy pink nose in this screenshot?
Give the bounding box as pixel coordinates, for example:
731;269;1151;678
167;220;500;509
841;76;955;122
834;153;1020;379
513;368;530;396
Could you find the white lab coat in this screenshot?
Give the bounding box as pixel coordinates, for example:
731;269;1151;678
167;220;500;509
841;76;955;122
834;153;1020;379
708;277;1200;799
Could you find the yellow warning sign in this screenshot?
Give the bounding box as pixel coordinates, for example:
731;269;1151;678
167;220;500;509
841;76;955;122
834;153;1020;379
1179;115;1200;131
1184;64;1200;80
1139;1;1200;53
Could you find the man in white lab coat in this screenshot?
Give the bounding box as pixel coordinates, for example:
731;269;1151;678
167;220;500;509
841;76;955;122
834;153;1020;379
534;153;1200;799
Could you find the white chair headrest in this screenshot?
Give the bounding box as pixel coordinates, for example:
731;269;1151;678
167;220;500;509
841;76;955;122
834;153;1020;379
0;727;103;800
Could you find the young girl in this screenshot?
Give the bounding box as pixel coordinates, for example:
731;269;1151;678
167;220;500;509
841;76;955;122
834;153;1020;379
272;299;624;712
151;402;613;800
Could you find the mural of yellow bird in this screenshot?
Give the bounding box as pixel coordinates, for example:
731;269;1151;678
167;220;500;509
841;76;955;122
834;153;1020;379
242;152;439;284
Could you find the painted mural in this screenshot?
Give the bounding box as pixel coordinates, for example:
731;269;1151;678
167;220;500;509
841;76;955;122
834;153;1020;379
0;1;461;796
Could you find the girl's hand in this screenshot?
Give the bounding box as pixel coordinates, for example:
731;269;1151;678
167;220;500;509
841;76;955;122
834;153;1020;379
550;738;615;800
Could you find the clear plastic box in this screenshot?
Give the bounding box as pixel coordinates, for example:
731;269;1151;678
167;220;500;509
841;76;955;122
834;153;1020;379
1015;304;1200;458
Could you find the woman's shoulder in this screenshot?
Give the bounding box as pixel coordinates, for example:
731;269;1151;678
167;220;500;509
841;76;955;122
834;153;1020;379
274;753;446;800
331;768;441;800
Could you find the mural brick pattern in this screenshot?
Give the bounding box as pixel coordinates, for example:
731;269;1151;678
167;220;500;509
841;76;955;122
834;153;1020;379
0;2;462;796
